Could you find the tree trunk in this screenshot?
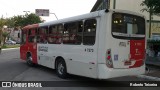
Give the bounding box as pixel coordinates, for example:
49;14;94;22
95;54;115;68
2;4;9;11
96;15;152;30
149;7;152;38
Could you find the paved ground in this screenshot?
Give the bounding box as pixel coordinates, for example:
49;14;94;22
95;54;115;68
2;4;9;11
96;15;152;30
0;48;160;90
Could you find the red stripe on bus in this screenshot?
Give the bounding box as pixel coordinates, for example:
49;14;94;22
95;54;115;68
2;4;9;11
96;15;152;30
129;39;145;68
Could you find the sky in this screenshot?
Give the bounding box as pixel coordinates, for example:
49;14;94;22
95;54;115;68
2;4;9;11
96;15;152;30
0;0;97;22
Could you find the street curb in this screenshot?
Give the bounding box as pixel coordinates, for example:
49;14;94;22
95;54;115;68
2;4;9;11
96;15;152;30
146;62;160;67
2;48;19;51
137;75;160;81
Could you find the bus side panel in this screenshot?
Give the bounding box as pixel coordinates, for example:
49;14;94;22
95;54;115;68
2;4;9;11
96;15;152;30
98;64;145;79
64;45;98;78
37;44;98;78
37;44;54;68
97;13;113;79
97;13;109;65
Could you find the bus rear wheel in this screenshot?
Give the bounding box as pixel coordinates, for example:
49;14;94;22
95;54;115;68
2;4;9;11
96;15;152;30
56;58;68;79
26;56;34;66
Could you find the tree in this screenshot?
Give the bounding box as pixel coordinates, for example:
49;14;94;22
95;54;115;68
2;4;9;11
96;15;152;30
141;0;160;38
141;0;160;18
14;13;43;27
0;13;43;28
0;18;8;46
0;13;43;46
24;13;42;26
13;15;25;27
2;31;9;46
141;0;160;15
0;18;7;28
5;18;15;28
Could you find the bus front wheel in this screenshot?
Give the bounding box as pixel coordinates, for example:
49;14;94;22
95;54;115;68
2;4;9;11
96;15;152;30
56;58;68;79
26;55;34;66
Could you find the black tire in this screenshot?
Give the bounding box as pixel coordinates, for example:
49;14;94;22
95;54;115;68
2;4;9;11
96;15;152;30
145;67;150;73
56;58;68;79
26;56;34;66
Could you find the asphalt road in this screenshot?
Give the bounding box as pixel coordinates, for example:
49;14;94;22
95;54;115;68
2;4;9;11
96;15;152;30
0;48;159;90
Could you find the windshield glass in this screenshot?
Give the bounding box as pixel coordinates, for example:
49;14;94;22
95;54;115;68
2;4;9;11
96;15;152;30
112;13;145;39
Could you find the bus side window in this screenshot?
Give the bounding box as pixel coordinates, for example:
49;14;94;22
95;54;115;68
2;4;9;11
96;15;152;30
38;27;48;44
21;30;26;44
28;29;36;43
57;24;63;44
63;21;82;45
48;24;63;44
76;21;83;44
63;24;70;44
83;19;97;45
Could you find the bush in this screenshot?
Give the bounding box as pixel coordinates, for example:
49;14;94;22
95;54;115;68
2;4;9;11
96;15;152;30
1;45;20;49
2;45;7;48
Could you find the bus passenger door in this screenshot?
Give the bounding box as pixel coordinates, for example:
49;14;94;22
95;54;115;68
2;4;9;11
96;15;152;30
27;29;38;64
20;30;27;60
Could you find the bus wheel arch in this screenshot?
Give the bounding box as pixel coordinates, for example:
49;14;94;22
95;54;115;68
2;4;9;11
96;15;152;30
55;56;68;79
26;52;34;66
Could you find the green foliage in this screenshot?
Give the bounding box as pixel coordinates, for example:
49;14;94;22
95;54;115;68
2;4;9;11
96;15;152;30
5;18;15;28
13;13;42;27
24;13;42;25
0;13;43;28
2;31;9;46
0;18;7;27
13;15;25;27
2;32;9;37
2;44;20;49
0;13;43;46
141;0;160;15
2;45;7;48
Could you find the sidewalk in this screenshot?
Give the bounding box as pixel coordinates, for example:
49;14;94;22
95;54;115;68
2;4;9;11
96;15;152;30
2;47;19;51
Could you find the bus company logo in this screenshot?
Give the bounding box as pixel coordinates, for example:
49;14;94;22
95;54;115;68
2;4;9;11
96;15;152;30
1;82;42;87
38;46;48;52
119;42;126;47
2;82;11;87
135;42;142;46
135;48;141;55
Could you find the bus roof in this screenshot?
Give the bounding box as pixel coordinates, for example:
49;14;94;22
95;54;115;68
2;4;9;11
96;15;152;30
39;10;101;27
22;24;39;30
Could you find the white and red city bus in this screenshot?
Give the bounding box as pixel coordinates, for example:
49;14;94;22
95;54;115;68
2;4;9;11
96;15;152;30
20;9;146;79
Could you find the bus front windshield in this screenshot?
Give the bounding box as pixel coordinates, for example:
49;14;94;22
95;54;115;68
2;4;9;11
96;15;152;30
112;13;145;39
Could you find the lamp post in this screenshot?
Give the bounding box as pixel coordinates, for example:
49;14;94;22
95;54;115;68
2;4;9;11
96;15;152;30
50;13;58;20
23;11;30;15
149;7;152;38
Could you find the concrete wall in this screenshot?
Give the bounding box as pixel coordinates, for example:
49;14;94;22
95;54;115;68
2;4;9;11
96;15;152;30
110;0;160;20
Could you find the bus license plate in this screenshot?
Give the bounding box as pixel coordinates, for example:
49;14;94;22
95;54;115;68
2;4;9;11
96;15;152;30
124;61;131;65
